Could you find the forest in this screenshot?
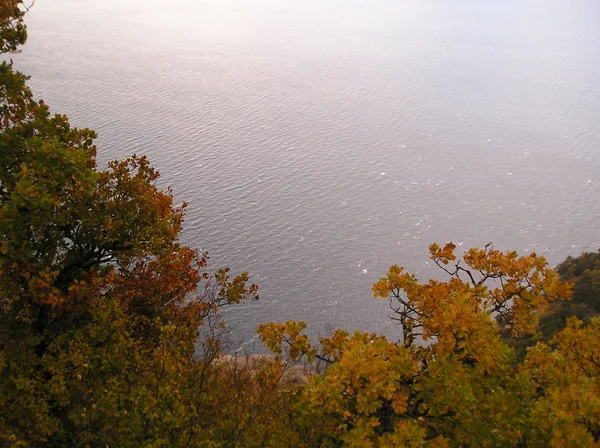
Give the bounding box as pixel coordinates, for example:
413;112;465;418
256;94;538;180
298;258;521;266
1;2;600;446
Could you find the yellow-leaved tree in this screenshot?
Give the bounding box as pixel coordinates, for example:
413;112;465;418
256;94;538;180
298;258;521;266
259;243;600;447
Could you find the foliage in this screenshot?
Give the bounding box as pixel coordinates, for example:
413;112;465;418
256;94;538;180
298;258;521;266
504;249;600;360
557;250;600;307
0;4;296;447
259;243;600;447
0;0;26;54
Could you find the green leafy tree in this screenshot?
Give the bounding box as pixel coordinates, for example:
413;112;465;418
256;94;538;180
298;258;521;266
0;3;275;446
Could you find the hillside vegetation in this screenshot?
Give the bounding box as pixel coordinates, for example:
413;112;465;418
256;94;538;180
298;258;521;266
503;250;600;360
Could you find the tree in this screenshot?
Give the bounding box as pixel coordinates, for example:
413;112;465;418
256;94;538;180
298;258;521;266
0;3;264;445
557;250;600;308
503;249;600;360
259;243;600;447
520;317;600;446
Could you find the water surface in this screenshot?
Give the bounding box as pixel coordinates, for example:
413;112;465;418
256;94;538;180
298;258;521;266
16;0;600;347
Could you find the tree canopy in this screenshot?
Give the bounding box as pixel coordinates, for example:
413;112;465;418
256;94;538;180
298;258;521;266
504;249;600;360
260;244;600;447
0;3;267;446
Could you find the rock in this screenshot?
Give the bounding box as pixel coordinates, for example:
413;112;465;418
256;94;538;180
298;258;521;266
214;354;310;388
279;365;310;388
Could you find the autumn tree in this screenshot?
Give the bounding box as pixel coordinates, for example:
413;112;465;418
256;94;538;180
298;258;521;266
503;249;600;360
0;3;275;446
258;243;600;447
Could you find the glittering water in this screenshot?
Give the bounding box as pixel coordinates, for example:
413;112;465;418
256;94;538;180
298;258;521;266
15;0;600;347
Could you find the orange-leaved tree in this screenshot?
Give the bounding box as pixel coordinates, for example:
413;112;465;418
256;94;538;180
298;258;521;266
258;243;599;447
0;2;263;446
